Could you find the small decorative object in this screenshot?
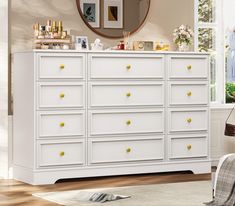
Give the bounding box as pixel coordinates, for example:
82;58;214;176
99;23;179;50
117;41;125;50
133;41;153;51
91;38;103;50
104;0;123;28
75;36;89;50
80;0;100;28
155;41;170;51
123;31;131;50
173;25;193;52
33;20;71;49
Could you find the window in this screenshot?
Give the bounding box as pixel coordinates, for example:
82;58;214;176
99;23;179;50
224;0;235;103
195;0;223;103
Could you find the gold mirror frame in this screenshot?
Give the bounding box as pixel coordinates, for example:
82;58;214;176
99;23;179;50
76;0;151;39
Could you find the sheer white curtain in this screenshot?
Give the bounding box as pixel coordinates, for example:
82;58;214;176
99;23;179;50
0;0;9;178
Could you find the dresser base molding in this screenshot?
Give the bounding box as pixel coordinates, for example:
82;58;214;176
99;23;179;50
13;160;211;185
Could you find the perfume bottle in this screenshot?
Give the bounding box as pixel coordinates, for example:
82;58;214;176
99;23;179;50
38;25;46;39
45;20;52;38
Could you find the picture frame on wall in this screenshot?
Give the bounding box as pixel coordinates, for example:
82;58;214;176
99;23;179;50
104;0;123;29
75;36;89;50
80;0;100;28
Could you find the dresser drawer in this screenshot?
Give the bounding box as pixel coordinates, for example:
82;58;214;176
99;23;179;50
89;82;164;107
169;135;208;159
168;108;208;133
37;140;85;167
168;56;208;79
89;137;164;164
37;53;85;79
89;54;164;79
38;83;84;109
89;109;164;136
169;81;208;106
38;111;85;138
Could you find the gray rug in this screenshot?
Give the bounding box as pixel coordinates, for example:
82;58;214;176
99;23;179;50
33;180;212;206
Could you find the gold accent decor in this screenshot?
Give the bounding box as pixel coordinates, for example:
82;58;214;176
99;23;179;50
126;120;131;125
187;144;192;150
187;91;192;97
60;64;65;69
187;118;192;123
60;122;65;127
126;92;131;97
126;65;131;70
187;65;192;70
60;93;65;98
60;151;65;156
126;148;132;153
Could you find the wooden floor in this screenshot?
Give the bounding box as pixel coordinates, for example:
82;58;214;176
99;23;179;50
0;171;211;206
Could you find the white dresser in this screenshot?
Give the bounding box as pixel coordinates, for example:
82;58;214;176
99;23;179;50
13;50;211;185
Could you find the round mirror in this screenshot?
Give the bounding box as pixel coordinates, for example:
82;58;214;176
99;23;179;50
76;0;151;39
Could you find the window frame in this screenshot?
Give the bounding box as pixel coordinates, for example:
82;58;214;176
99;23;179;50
194;0;225;105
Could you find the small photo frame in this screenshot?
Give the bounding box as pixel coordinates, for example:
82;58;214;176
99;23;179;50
75;36;89;50
80;0;100;28
104;0;123;29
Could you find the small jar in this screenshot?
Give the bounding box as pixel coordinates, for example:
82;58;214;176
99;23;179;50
118;41;125;50
62;44;69;50
53;44;61;50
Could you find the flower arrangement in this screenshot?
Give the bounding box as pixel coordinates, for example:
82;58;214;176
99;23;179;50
173;25;194;47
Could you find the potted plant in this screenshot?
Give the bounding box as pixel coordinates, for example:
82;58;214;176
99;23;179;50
226;82;235;103
173;25;194;52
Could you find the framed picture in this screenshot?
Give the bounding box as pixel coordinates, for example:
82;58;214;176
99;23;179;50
80;0;100;28
75;36;89;50
104;0;123;29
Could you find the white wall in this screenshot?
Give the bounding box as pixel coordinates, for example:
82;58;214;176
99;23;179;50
0;0;9;178
211;108;235;165
11;0;194;52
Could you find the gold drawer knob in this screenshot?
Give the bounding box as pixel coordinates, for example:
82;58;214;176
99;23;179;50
187;91;192;97
60;93;65;98
126;120;132;125
60;64;65;69
187;118;192;123
60;151;65;157
126;65;131;70
126;92;131;97
187;144;192;150
126;148;132;153
60;122;65;127
187;65;192;70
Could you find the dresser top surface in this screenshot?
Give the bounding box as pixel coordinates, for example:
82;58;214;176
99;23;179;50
13;49;209;55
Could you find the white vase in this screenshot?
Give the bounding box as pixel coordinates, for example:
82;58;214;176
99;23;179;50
178;42;190;52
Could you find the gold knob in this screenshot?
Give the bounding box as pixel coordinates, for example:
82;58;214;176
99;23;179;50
187;118;192;123
126;92;131;97
60;122;65;127
60;151;65;156
126;65;131;70
60;64;65;69
60;93;65;98
187;91;192;97
187;144;192;150
126;120;131;125
126;148;131;153
187;65;192;70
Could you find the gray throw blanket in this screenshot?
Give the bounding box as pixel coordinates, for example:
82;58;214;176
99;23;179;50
205;155;235;206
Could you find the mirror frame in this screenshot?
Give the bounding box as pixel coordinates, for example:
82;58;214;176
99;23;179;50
76;0;151;39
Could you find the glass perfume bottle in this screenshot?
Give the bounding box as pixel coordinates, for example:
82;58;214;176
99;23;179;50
123;31;131;50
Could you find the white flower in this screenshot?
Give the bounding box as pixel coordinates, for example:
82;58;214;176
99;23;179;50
173;24;194;45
